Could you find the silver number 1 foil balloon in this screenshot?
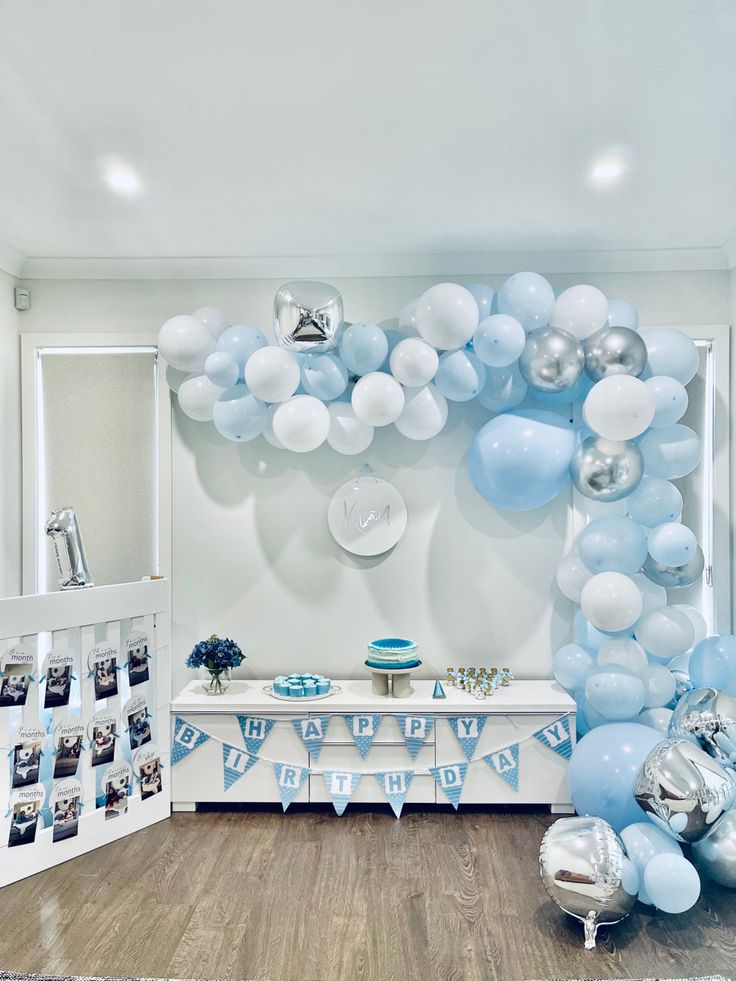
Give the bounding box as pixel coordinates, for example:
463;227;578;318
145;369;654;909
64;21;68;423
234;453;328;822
669;687;736;768
539;816;636;949
45;506;94;589
583;325;647;381
273;281;344;353
570;435;643;502
643;546;705;588
519;326;584;393
634;738;736;842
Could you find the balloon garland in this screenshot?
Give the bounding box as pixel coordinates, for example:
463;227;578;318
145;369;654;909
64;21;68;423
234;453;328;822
159;274;736;934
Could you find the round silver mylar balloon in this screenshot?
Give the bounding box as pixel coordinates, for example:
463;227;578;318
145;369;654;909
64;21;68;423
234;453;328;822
671;668;694;700
519;326;584;393
584;325;648;381
692;807;736;887
634;738;736;842
669;687;736;768
643;546;705;589
570;435;643;502
273;281;344;353
539;816;635;949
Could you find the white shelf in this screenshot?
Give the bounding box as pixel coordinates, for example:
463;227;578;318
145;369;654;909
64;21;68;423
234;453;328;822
172;678;575;716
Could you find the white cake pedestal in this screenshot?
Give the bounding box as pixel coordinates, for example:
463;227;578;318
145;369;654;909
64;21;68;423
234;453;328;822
363;661;421;698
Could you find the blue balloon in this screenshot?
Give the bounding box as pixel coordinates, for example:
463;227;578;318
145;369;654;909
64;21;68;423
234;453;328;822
216;325;268;374
301;353;349;401
626;477;682;526
643;854;701;914
468;409;575;511
642;328;699;385
476;364;528;412
647;521;697;567
574;610;635;650
646;375;688;428
204;350;239;388
497;271;555;332
607;298;639;331
690;635;736;694
567;722;663;832
620;822;682;906
339;322;388;376
467;283;496;321
578;515;648;575
532;374;592;408
553;643;596;691
473;314;525;367
585;666;646;720
639;424;701;479
435;349;486;401
380;329;405;372
212;383;267;442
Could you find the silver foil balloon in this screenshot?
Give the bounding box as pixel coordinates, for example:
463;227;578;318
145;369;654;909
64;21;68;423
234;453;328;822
45;507;94;589
672;668;695;699
519;326;584;393
692;807;736;888
570;435;643;502
583;325;647;381
643;545;705;588
634;738;736;842
539;816;636;949
273;281;344;353
669;687;736;768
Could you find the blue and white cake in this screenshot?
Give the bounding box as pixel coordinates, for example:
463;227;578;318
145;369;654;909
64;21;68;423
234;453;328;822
365;638;420;670
271;673;332;698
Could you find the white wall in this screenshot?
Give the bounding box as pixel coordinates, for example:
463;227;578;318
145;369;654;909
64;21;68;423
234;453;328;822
18;270;732;693
0;270;21;598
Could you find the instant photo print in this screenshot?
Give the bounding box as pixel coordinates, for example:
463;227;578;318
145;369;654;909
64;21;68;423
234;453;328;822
0;665;32;708
43;658;73;709
8;799;41;847
126;631;150;687
11;742;42;788
91;721;116;767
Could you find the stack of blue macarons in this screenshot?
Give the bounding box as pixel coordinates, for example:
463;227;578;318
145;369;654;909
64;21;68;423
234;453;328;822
272;673;332;697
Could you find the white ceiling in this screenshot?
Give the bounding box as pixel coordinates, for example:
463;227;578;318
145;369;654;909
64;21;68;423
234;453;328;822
1;0;736;277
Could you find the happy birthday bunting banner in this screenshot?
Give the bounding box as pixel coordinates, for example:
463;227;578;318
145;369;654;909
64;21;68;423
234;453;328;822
222;743;258;791
237;716;275;755
291;715;330;761
171;718;209;765
396;715;434;760
447;716;486;761
533;715;573;760
272;761;310;810
430;762;468;809
374;770;414;818
344;714;383;759
322;770;362;816
483;743;520;791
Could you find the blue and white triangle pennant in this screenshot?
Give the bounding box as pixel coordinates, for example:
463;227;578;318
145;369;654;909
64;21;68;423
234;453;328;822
172;718;209;765
533;715;573;760
396;715;434;760
344;714;382;759
429;762;468;809
222;742;258;791
322;770;361;816
291;715;330;761
447;716;486;761
272;761;309;811
237;716;275;755
483;743;520;791
374;770;414;818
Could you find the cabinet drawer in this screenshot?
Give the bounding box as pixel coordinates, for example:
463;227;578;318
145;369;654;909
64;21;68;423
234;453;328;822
319;714;435;746
310;744;436;804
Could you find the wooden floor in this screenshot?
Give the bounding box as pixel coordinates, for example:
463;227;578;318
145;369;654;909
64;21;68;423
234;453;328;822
0;807;734;981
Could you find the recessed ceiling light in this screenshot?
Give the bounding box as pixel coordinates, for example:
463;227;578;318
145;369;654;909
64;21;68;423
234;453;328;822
589;156;626;187
102;161;143;197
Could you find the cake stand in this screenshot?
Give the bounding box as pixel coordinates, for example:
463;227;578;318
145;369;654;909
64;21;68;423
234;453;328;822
363;660;422;698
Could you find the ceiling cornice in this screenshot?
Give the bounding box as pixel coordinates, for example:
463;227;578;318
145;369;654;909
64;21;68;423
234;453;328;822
0;241;26;278
722;235;736;270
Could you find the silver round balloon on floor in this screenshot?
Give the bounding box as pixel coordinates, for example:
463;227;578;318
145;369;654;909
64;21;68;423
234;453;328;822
584;325;648;381
669;687;736;768
570;435;643;502
519;327;585;393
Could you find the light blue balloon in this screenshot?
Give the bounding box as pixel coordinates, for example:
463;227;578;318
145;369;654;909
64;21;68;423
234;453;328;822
553;643;596;691
467;283;496;321
212;383;267;442
607;298;639;331
626;477;682;526
380;329;404;371
574;691;591;737
468;409;575;511
497;271;555;332
339;322;388;376
585;666;646;720
639;424;701;479
642;328;699;385
690;635;736;694
216;324;268;373
621;857;640;897
574;611;627;651
435;349;486;401
646;375;688;428
301;353;349;401
476;364;527;412
648;522;697;567
473;314;525;367
204;350;239;388
578;515;648;575
568;723;663;832
643;854;701;914
620;822;682;905
532;374;592;408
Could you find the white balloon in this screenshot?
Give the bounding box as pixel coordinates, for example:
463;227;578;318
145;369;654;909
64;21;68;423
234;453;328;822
165;363;193;393
555;552;593;603
326;402;374;455
262;404;285;449
394;384;448;440
244;347;300;403
551;285;609;340
598;637;648;676
390;338;439;387
634;607;694;660
415;283;479;350
272;395;329;453
398;297;420;333
580;572;643;632
583;375;655;440
672;604;707;648
177;374;224;422
639;706;673;735
632;573;668;614
158;314;216;372
352;372;405;426
193;306;230;338
641;663;677;708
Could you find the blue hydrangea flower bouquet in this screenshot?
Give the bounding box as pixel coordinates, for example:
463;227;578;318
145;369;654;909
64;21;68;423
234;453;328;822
186;634;245;695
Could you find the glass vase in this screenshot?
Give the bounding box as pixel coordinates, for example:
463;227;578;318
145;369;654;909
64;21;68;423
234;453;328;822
199;665;232;696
